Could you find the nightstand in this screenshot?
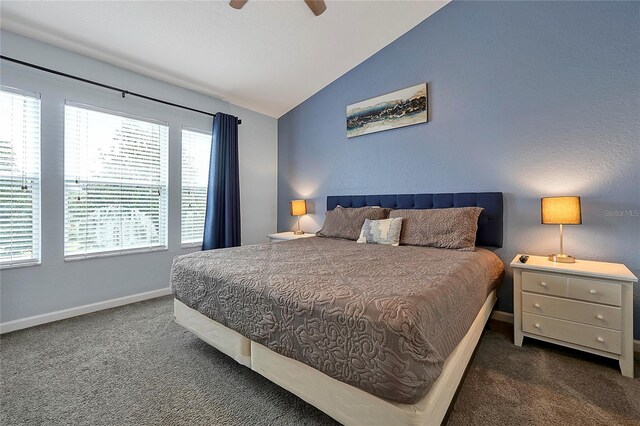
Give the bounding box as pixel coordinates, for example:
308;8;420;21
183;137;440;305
511;254;637;378
267;232;316;243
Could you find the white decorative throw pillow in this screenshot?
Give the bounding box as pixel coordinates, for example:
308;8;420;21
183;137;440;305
357;218;403;246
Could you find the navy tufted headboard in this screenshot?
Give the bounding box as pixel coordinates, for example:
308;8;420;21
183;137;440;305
326;192;503;248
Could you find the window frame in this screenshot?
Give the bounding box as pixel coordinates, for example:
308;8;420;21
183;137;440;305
63;101;169;261
180;127;212;248
0;86;42;269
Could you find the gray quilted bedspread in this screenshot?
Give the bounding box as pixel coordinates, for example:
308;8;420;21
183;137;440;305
170;237;504;404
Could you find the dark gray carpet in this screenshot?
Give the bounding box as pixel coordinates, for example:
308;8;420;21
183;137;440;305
1;296;638;425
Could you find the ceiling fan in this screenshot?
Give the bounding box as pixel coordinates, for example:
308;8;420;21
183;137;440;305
229;0;327;17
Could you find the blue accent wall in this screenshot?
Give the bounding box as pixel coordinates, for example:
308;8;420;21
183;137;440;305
277;2;640;337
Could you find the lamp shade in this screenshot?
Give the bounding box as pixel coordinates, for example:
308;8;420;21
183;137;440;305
290;199;307;216
541;196;582;225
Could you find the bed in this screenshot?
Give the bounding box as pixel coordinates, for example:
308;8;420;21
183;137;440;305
171;192;504;425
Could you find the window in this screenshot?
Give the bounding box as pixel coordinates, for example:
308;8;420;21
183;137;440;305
64;103;168;259
181;129;212;246
0;88;41;267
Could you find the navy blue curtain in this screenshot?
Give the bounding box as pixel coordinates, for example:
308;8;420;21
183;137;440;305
202;112;241;250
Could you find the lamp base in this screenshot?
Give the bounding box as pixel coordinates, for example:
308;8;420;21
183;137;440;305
548;254;576;263
293;230;305;235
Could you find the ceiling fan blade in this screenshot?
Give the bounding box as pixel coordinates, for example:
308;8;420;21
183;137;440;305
229;0;248;10
304;0;326;16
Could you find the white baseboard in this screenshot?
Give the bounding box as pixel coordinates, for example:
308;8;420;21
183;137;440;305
491;310;640;356
0;287;171;334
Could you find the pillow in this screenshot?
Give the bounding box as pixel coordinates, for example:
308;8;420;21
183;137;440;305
316;206;391;240
389;207;483;251
357;218;403;246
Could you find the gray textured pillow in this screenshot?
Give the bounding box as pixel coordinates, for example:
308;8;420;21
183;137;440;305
357;218;403;246
316;206;391;240
389;207;483;251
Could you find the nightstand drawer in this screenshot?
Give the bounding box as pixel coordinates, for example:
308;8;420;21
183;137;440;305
522;271;567;297
567;277;621;306
523;312;621;354
522;292;621;330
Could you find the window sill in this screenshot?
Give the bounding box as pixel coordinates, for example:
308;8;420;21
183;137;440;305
181;242;203;249
64;246;168;262
0;259;41;270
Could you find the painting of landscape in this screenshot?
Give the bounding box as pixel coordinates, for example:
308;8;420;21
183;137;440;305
346;83;427;138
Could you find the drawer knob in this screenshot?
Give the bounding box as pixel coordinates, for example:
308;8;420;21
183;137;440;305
596;337;604;343
589;289;597;294
534;323;541;329
596;314;604;320
534;303;541;308
540;282;547;287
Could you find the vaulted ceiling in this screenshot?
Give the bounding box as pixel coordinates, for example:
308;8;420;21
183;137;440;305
0;1;449;117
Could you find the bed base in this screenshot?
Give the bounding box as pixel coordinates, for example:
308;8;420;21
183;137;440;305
174;290;496;426
173;299;251;367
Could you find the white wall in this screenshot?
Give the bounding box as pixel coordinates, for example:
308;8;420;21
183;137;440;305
0;31;278;323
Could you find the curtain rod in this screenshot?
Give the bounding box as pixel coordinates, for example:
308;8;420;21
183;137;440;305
0;55;242;125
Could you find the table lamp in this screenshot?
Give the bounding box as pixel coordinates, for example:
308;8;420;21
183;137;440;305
541;196;582;263
290;199;307;235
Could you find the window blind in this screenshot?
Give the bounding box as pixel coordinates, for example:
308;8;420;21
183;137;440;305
64;103;169;259
181;129;212;246
0;88;41;267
